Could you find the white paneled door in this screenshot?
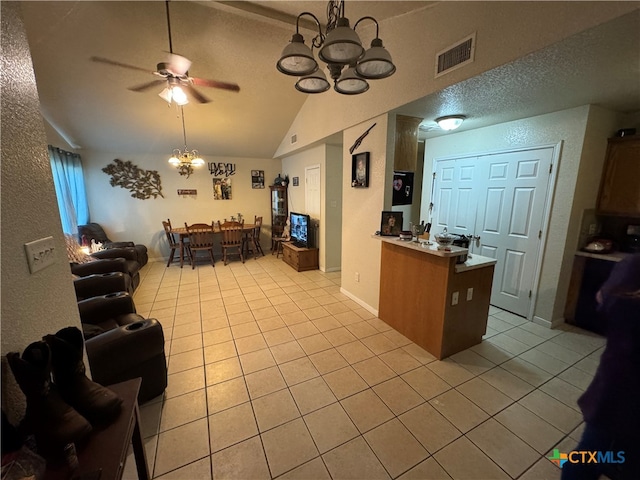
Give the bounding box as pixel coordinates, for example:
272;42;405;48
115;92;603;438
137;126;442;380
433;147;555;317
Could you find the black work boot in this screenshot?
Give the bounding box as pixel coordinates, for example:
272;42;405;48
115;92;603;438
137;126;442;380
44;327;122;425
7;341;92;455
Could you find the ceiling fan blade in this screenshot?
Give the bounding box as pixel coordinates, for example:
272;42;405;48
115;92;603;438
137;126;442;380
90;56;153;74
128;79;165;92
185;85;211;104
191;77;240;92
167;53;191;76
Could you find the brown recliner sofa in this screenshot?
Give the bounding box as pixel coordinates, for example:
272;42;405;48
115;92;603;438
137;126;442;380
77;292;167;403
73;271;133;299
78;223;148;267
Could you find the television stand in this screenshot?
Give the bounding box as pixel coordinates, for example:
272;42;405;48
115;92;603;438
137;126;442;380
282;242;318;272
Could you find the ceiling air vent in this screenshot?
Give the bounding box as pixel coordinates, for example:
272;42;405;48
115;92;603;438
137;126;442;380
435;33;475;78
291;133;297;145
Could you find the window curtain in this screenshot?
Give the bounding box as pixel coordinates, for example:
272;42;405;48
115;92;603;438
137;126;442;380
48;145;89;235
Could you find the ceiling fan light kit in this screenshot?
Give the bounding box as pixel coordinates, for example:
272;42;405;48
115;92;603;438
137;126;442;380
276;0;396;95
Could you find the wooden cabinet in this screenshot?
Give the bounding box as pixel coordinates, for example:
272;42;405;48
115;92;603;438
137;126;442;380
597;135;640;215
270;185;288;238
393;115;422;171
282;242;318;272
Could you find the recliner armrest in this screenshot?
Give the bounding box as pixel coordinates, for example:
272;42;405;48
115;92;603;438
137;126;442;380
71;258;128;277
74;272;132;300
77;292;136;324
91;248;138;262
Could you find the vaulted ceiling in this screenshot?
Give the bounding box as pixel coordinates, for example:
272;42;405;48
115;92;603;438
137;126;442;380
19;2;640;159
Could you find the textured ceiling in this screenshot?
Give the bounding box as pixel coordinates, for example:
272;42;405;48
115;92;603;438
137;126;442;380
18;2;640;158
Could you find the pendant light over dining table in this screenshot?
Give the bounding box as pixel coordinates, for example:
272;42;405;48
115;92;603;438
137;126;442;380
276;0;396;95
169;107;204;178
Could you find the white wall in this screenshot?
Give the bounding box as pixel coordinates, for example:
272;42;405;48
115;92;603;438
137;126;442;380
80;150;281;260
1;2;84;424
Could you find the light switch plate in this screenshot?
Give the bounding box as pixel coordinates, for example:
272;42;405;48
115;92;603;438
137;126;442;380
24;236;56;273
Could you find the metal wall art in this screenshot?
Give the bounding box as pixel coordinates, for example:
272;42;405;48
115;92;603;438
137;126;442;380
252;170;265;189
213;177;232;200
102;159;164;199
209;162;236;177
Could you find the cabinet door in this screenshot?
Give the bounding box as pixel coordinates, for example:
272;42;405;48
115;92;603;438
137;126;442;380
597;136;640;215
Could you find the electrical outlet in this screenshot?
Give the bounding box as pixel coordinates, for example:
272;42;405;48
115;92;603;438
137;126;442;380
24;236;56;274
451;291;459;305
355;272;360;282
467;287;473;301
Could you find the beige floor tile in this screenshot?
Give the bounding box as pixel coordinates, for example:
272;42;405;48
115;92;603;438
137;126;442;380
270;340;306;364
323;302;351;315
245;365;287;399
399;402;462;454
235;333;268;355
153;418;210;477
257;316;287;333
206;377;249;414
346;321;379;339
503;327;547;347
227;310;256;326
502;357;554;387
261;418;319;477
361;333;398;355
336;340;375;364
401;366;452;400
495;403;564;454
487;332;531;355
139;400;163;438
519;458;562;480
573;355;599;376
550;331;604;356
168;349;204;375
201;317;229;332
302;305;331;320
224;301;250;314
297;333;333;355
159;389;207;432
309;348;348;374
378;348;422;374
202;326;232;346
397;457;453;480
340;389;395;433
290;377;337;415
364;418;428;478
203;340;237;365
304;403;359;453
310;316;343;332
169;333;203;355
211;436;271;480
322;366;369;400
252;388;301;432
289;321;321;339
539;377;582;411
487;315;516;333
164;366;205;399
352;356;396;387
278;457;332;480
467;418;540;477
205;356;243;386
402;343;437;364
373;377;424;415
429;389;489;433
334;310;364;326
434;436;510;480
428;359;475;387
154;457;211;480
275;303;303;316
518;347;571;375
231;321;261;339
519;389;583;433
209;402;259;452
557;365;594;390
455;377;513;416
470;341;515;365
322;326;357;347
493;310;528;326
449;348;495;375
279;357;320;386
322;436;390;480
239;348;276;374
480;366;536;400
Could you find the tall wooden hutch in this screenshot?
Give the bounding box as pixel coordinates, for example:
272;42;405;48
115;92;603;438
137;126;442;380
270;185;288;241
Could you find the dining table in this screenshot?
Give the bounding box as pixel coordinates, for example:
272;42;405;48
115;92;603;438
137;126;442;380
171;223;256;268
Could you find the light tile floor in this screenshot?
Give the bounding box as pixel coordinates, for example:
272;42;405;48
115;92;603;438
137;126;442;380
121;255;606;480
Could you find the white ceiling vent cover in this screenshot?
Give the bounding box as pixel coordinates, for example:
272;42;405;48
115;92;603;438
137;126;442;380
435;33;476;78
291;133;297;145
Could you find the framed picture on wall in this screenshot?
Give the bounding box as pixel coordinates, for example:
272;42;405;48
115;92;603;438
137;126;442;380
380;211;403;236
351;152;370;188
292;177;299;186
213;178;232;200
251;170;265;189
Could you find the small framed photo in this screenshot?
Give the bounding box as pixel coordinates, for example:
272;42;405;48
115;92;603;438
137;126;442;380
292;177;299;186
251;170;265;189
380;211;403;236
351;152;370;188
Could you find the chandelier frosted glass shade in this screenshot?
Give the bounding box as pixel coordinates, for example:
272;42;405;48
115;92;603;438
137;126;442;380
355;38;396;79
334;65;369;95
318;18;364;64
276;33;318;76
296;69;331;94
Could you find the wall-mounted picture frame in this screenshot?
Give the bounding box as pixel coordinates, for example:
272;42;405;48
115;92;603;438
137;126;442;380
292;177;299;186
351;151;370;188
251;170;265;189
380;211;403;236
213;178;232;200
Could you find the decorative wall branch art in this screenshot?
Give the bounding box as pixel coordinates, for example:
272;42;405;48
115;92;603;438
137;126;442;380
208;162;236;177
102;159;164;199
213;177;232;200
252;170;265;189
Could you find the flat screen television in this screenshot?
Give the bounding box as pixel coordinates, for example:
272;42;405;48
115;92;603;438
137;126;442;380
290;212;311;248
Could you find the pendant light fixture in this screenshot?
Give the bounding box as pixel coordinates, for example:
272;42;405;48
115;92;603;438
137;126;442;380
168;107;204;178
276;1;396;95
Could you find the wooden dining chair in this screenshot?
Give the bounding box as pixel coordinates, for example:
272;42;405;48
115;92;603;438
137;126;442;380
246;216;265;259
218;220;244;265
162;220;182;267
184;222;216;269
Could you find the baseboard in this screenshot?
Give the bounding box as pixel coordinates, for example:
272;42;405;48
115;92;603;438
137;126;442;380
339;287;378;316
322;266;341;273
533;315;559;329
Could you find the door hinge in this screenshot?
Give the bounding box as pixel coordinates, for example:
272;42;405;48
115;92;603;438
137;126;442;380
433;172;436;179
538;230;542;239
549;164;552;174
529;290;532;298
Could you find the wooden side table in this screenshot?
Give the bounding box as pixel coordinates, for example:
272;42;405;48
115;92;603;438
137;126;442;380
44;378;149;480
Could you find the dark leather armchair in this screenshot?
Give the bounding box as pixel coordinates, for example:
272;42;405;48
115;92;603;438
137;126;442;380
70;254;140;292
78;223;148;267
78;292;167;403
74;272;132;299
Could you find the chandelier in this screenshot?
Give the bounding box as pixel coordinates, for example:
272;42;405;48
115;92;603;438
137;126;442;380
276;0;396;95
168;107;204;178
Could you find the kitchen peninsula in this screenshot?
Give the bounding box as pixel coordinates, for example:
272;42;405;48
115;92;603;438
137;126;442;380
376;236;496;359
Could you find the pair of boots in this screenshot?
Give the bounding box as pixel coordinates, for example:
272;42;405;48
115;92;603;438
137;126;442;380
7;327;123;456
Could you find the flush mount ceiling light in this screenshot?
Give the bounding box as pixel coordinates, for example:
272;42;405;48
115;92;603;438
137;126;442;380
435;115;466;131
276;0;396;95
169;107;204;178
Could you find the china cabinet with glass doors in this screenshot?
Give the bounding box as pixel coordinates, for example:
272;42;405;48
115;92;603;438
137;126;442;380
270;185;288;241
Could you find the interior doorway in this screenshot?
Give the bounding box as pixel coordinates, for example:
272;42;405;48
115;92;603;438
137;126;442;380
433;145;558;318
305;164;321;247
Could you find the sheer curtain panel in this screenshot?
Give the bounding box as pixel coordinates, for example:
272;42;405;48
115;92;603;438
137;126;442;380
48;145;89;234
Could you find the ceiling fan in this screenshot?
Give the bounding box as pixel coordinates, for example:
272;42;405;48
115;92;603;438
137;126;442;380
90;1;239;104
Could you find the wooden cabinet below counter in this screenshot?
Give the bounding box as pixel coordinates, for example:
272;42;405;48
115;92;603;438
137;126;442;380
597;135;640;215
